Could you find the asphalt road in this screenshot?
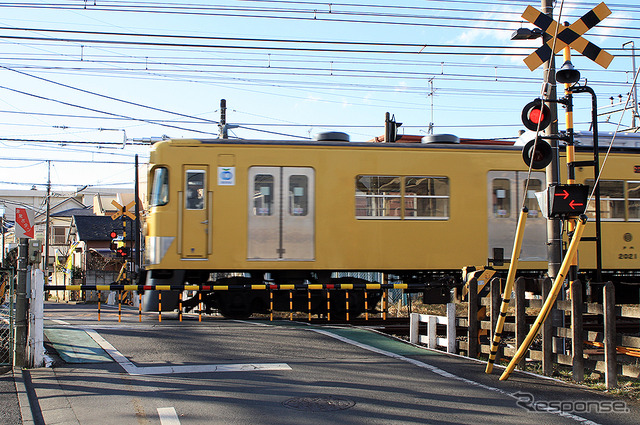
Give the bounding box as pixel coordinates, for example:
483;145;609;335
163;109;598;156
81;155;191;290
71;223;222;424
25;302;640;425
0;367;22;425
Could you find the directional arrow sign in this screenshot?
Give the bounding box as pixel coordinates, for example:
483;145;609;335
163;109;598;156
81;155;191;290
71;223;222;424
14;207;35;238
521;2;614;71
548;184;589;217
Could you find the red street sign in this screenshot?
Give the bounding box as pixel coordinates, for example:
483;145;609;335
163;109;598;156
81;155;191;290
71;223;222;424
15;207;35;238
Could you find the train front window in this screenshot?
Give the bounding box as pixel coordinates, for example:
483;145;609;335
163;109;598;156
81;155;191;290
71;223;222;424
254;174;274;216
355;176;401;218
150;167;169;207
404;177;449;219
289;175;308;216
185;170;205;210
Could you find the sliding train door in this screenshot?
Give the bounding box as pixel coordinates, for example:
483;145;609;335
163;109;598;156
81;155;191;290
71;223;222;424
247;167;315;260
488;171;546;262
181;166;210;258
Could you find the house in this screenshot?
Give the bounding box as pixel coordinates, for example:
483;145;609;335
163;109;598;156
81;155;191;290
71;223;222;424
70;215;136;273
0;187;141;272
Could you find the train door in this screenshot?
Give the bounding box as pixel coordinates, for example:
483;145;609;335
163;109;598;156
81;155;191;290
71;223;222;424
488;171;546;262
181;166;209;258
248;167;315;260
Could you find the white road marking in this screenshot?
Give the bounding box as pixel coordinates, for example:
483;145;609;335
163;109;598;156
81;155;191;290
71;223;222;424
157;407;181;425
313;329;600;425
83;327;292;376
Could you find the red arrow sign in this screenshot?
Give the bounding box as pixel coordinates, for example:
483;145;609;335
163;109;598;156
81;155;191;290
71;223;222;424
555;189;570;200
15;207;34;238
569;200;584;210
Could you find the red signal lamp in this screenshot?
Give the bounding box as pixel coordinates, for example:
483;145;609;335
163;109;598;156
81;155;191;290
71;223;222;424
522;99;552;132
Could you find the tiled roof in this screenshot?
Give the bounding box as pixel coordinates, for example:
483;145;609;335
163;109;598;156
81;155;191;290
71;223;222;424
73;215;135;241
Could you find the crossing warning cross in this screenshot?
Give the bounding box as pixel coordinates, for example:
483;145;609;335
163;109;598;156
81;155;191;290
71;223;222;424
521;2;614;71
111;200;136;220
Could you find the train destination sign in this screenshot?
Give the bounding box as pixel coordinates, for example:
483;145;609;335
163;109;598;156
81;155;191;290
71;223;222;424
548;184;589;217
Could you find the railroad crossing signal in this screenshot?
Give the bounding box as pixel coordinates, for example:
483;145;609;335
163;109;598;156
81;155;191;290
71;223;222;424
521;99;551;131
521;2;614;71
548;184;588;217
111;200;136;220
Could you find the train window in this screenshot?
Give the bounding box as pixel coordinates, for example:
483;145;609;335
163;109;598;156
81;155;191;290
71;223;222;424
585;179;625;221
492;179;511;218
355;176;401;218
628;181;640;221
404;177;449;219
289;175;308;216
185;170;205;210
150;167;169;207
254;174;274;216
524;179;542;217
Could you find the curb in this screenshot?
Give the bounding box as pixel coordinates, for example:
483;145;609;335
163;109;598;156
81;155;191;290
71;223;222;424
13;368;35;425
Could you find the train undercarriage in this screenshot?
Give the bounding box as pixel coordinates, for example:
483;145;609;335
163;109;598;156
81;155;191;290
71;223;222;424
141;270;393;319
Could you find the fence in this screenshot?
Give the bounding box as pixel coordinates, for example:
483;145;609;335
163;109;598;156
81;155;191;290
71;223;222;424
409;303;456;353
458;276;640;388
0;268;14;367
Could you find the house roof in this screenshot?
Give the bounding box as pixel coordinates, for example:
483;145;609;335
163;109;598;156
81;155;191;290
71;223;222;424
73;215;135;241
51;207;94;218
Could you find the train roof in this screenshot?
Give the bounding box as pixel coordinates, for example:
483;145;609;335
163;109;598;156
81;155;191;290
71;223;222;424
156;134;640;154
158;137;522;151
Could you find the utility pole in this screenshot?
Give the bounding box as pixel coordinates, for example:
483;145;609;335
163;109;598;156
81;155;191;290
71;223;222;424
14;238;29;367
219;99;228;139
134;155;141;274
542;0;562;282
44;160;51;275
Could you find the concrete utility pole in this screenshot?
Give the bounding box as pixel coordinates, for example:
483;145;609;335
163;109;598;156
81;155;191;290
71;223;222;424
219;98;228;139
44;160;51;275
542;0;562;281
14;238;29;367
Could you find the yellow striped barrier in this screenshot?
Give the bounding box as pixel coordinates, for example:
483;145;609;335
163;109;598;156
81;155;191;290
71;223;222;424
486;207;528;374
500;215;587;380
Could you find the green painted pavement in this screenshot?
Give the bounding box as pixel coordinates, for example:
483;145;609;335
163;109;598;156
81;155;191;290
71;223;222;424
45;327;112;363
324;327;443;357
268;320;441;357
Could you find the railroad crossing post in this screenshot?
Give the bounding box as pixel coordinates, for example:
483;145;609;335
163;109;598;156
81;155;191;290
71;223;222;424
541;0;562;283
14;237;29;367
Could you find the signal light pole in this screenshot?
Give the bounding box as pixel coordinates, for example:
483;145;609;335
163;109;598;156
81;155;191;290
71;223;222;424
511;0;562;281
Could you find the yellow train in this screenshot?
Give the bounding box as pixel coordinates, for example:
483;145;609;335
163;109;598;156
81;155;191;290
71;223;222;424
142;132;640;317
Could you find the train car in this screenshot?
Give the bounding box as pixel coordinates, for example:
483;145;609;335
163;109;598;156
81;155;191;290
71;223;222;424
142;132;640;317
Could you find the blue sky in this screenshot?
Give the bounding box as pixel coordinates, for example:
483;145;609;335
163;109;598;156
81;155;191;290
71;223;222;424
0;0;638;191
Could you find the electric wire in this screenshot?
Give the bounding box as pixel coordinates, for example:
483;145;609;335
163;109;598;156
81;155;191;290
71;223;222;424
588;66;640;206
